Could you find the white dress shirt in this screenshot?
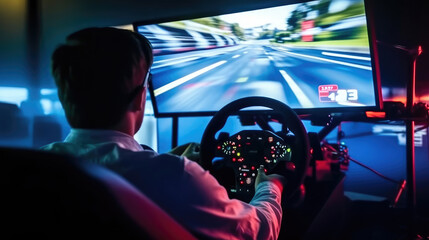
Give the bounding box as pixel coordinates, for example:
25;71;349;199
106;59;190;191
42;128;283;240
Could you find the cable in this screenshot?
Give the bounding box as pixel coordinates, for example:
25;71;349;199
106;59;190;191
322;140;404;185
349;157;401;184
349;155;407;208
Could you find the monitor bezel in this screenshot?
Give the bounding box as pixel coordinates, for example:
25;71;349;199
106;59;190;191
134;0;382;118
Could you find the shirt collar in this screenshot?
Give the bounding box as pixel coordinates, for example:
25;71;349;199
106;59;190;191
65;128;144;152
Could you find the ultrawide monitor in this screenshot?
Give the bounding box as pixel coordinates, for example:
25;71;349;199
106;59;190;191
134;0;381;117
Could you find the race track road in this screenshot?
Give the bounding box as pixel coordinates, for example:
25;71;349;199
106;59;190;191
150;40;376;114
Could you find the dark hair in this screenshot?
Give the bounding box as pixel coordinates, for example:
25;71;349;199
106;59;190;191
51;27;153;129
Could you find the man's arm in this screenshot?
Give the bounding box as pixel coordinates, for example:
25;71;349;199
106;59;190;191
250;167;284;239
177;159;284;240
169;142;200;162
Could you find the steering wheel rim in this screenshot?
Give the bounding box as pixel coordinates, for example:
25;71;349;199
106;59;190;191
200;96;310;200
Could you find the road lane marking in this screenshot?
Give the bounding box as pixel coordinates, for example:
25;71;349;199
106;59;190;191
274;47;289;52
279;49;372;71
321;51;371;61
279;70;314;108
264;50;275;60
154;60;227;96
232;54;240;59
235;77;248;83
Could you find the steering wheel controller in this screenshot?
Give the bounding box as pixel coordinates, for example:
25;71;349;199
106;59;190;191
214;130;292;195
200;97;310;202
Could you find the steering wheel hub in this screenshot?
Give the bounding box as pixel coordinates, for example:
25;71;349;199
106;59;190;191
214;130;292;196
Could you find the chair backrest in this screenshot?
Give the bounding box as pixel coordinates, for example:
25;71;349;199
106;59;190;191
0;147;197;239
0;102;29;140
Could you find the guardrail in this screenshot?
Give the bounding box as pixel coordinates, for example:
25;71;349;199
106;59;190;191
137;24;239;55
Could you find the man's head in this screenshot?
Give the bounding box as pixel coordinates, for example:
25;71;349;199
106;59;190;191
52;27;153;132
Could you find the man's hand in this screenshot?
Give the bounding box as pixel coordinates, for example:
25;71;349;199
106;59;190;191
255;166;285;192
169;142;201;163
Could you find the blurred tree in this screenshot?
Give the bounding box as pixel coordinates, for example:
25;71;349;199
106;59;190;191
313;0;332;16
230;23;245;39
212;17;222;28
286;3;310;33
274;31;291;43
315;2;366;26
193;18;213;27
258;30;274;39
287;10;300;32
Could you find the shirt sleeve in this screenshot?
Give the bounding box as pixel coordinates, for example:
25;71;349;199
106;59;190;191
178;158;282;240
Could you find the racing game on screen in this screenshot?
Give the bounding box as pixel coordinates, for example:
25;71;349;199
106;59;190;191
136;0;378;115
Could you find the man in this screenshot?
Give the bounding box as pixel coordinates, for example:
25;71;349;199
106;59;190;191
43;27;284;239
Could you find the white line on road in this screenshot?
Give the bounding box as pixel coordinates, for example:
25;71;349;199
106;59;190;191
274;47;289;52
154;60;227;96
279;70;314;108
279;49;372;71
232;54;240;59
236;77;248;83
321;51;371;61
264;50;275;60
